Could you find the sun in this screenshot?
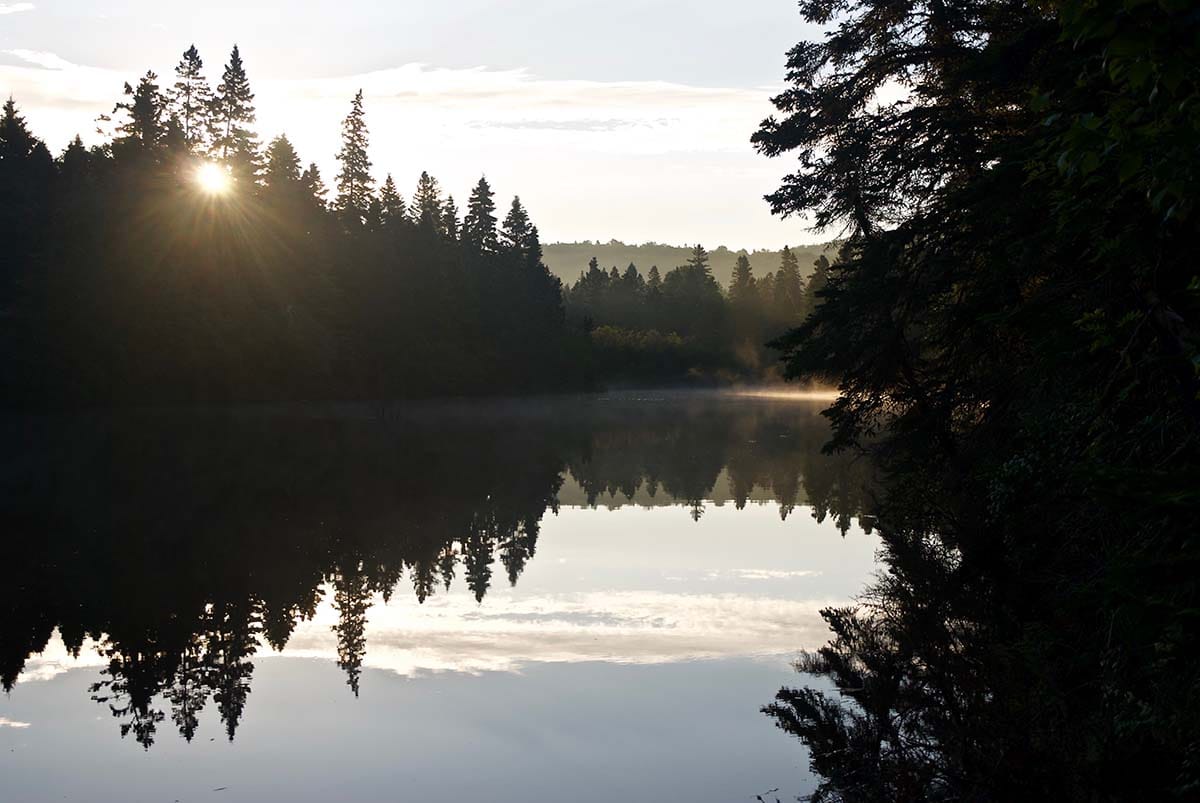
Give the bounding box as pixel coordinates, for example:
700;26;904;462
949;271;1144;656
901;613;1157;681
196;162;231;195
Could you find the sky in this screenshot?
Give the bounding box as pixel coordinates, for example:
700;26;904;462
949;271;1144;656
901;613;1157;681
0;1;828;248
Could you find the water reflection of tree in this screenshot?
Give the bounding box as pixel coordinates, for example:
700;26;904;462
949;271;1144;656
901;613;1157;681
0;397;870;747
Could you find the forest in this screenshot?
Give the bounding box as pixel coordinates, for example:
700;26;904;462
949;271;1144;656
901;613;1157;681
541;240;832;289
0;44;817;406
751;0;1200;799
562;245;831;383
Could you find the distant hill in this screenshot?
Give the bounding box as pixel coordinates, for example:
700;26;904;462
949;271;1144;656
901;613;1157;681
542;240;838;289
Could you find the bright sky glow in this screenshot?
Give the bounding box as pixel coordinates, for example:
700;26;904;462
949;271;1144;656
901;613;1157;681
195;161;230;194
0;1;828;249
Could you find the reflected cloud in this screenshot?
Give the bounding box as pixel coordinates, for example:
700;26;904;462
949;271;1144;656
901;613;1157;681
277;587;840;677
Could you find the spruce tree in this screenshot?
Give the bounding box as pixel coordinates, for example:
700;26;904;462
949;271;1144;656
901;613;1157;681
300;162;328;208
647;265;662;290
170;45;213;150
462;176;498;254
500;196;540;264
0;97;37;160
263;134;301;191
441;195;459;241
686;244;711;276
211;45;259;182
334;90;373;226
730;254;756;304
113;72;165;150
410;171;442;231
58;135;90;183
379;174;405;224
365;196;383;231
774;245;804;320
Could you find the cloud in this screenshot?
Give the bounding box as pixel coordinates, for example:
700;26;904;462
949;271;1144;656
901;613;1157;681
5;49;77;71
0;717;32;728
276;586;839;677
15;585;839;684
0;3;35;14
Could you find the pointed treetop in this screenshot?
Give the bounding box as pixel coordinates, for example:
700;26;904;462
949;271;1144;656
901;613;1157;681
301;161;328;207
0;96;38;160
212;44;259;178
264;134;301;190
334;89;373;226
113;71;164;149
379;173;406;223
463;176;498;253
171;44;212;149
441;195;460;241
410;170;442;231
500;196;542;265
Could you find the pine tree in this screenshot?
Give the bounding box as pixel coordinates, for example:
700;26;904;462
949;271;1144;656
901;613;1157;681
647;265;662;290
774;245;804;320
500;196;540;264
462;176;498;253
686;244;711;276
162;114;189;158
58;134;91;183
365;196;383;231
441;195;459;241
263;134;301;191
802;255;830;317
729;253;759;342
410;171;442;231
170;45;212;150
211;45;259;182
300;162;328;208
0;97;37;160
379;174;405;224
113;72;164;150
730;254;756;303
334;90;373;226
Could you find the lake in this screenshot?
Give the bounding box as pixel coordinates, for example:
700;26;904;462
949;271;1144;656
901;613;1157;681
0;391;878;802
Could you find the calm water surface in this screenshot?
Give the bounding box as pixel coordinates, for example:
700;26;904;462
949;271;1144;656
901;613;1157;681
1;392;877;802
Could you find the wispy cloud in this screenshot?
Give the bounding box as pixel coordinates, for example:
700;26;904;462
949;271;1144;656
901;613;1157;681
5;49;76;71
0;3;35;15
0;717;32;728
277;586;838;677
14;586;838;683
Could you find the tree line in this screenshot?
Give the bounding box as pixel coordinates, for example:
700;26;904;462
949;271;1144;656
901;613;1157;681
0;44;584;405
563;244;830;382
540;240;832;290
753;0;1200;798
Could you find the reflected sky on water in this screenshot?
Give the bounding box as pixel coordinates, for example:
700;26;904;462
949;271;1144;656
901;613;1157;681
1;393;876;802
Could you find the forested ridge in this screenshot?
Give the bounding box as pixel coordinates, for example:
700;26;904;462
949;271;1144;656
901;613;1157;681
542;240;833;289
753;0;1200;798
562;245;833;383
